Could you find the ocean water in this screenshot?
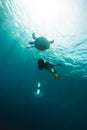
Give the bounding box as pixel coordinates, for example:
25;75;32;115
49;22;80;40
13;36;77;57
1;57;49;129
0;0;87;130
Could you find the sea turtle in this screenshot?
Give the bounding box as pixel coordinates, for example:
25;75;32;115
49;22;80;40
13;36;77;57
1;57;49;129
27;33;54;51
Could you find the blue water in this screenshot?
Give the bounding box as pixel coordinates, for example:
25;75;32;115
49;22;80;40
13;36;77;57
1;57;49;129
0;0;87;130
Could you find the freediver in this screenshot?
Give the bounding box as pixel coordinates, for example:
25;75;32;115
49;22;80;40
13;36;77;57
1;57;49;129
37;58;62;79
26;33;54;51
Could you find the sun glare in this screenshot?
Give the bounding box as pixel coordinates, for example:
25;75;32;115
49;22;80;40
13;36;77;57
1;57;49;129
14;0;72;33
12;0;81;48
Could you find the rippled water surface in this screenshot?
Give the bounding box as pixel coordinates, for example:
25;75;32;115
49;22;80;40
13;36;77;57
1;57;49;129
0;0;87;130
1;0;87;77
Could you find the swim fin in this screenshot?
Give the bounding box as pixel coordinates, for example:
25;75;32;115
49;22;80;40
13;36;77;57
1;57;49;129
54;72;60;79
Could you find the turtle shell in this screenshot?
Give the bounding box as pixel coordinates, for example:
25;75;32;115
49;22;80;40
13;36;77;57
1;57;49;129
35;37;50;51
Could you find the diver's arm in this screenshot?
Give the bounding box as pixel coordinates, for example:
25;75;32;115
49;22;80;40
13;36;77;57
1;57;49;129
44;60;62;67
47;62;62;67
53;63;62;66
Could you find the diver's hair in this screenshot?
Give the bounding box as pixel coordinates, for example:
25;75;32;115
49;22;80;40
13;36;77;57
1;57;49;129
38;58;44;70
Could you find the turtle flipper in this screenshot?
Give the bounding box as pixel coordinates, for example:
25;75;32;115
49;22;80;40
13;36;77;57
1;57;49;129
29;41;35;44
50;40;54;44
26;45;35;49
32;33;36;40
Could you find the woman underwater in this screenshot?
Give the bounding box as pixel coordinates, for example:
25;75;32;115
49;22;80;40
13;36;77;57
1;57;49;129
37;58;62;79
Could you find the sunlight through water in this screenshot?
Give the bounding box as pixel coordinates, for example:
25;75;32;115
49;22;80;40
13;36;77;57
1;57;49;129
1;0;87;77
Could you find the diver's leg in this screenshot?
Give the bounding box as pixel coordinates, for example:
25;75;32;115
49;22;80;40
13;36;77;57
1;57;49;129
49;67;56;73
50;67;60;79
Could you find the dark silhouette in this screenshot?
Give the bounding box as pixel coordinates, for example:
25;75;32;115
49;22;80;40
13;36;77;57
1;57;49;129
26;33;54;51
37;58;62;79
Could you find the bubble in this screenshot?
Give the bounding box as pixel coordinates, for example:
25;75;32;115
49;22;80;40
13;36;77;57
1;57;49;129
34;82;43;97
37;82;41;88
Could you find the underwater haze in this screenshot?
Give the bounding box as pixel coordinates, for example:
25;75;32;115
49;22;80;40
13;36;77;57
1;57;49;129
0;0;87;130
